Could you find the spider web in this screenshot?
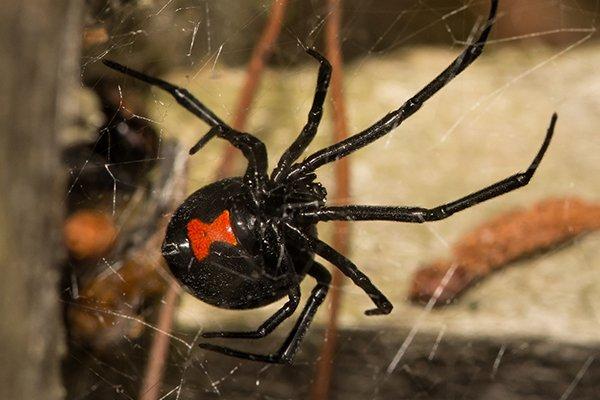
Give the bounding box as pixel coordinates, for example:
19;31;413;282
64;0;600;399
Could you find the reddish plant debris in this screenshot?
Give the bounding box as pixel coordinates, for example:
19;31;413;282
64;210;117;260
63;79;183;353
67;243;169;350
410;197;600;305
83;26;109;47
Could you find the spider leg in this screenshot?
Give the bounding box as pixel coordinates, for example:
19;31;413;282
202;285;301;339
284;0;498;181
202;226;300;339
284;223;393;315
271;48;332;182
299;114;557;224
198;262;331;364
192;125;269;199
102;60;227;129
102;60;272;175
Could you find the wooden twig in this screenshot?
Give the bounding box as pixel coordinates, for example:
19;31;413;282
138;280;181;400
410;197;600;305
311;0;350;398
216;0;289;179
138;148;187;400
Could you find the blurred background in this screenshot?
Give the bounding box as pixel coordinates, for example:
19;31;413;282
2;0;600;399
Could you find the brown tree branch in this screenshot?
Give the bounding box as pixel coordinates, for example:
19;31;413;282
311;0;351;398
216;0;289;179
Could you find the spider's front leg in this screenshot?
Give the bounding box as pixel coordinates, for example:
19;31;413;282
285;0;499;180
298;114;557;224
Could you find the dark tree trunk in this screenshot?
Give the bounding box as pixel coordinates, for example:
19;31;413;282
0;1;82;399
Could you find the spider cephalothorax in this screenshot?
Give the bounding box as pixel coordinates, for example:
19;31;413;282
104;0;557;364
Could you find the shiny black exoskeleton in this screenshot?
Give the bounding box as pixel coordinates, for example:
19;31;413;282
103;0;557;364
161;177;320;310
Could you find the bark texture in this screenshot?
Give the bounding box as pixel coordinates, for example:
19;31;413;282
0;1;82;398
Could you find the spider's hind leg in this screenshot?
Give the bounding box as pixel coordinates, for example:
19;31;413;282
198;262;331;364
284;223;393;316
201;285;301;340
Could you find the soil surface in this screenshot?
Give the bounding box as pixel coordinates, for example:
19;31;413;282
64;328;599;399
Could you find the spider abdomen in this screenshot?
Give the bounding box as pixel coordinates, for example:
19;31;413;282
162;178;315;309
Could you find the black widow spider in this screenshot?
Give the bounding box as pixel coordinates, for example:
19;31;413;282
103;0;557;364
